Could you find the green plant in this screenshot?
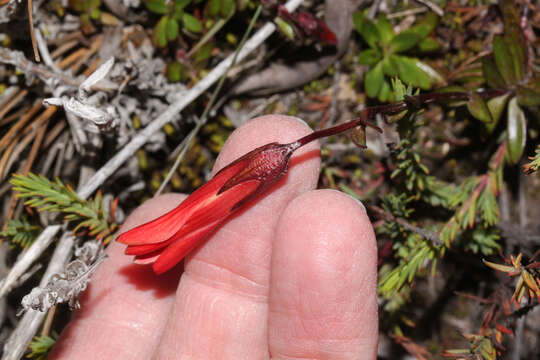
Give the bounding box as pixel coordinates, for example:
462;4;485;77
68;0;120;34
0;216;40;248
10;173;118;243
145;0;235;48
27;334;57;360
353;12;442;101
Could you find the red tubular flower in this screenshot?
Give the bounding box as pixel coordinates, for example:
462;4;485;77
117;142;300;274
118;115;382;274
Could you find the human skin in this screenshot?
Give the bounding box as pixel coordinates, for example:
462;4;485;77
49;115;378;359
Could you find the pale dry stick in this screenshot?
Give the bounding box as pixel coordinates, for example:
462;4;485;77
27;0;40;62
0;105;29;127
34;28;60;72
0;87;20;114
0;132;33;180
49;39;79;60
40;305;56;337
414;0;444;16
1;108;55;179
387;7;427;19
56;47;88;70
0;48;80;88
0;225;62;299
70;36;103;74
42;120;66;148
48;31;84;47
0;90;29;121
0;101;42;153
0;140;17;181
21;116;50;175
2;233;74;360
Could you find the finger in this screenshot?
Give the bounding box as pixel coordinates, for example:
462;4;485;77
154;115;321;359
50;194;186;360
269;189;378;359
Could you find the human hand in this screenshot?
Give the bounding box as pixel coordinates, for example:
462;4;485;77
50;115;378;359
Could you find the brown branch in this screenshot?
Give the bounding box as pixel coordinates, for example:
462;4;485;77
27;0;40;62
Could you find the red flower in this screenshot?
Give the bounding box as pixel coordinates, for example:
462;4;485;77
118;116;381;274
117;142;300;274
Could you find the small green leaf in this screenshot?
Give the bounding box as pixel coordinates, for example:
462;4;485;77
365;62;383;98
482;58;506;88
357;49;381;66
382;55;399;76
353;12;379;49
506;97;527;164
409;13;438;38
493;35;515;85
194;42;213;65
208;0;220;17
416;37;440;52
525;77;540;94
350;126;367;148
90;8;100;20
516;85;540;107
389;31;421;53
395;56;431;89
182;13;202;33
467;92;493;124
483;259;515;273
167;61;183;82
375;15;394;45
166;17;179;41
153;16;168;47
145;0;168;14
486;93;510;132
220;0;235;18
378;80;392;102
275;18;294;40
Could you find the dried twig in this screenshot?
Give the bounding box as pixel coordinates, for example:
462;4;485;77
0;225;61;299
2;233;74;360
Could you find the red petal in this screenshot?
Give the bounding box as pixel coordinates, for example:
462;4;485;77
116;158;250;246
179;180;260;235
134;252;161;265
125;239;172;255
152;217;224;274
316;19;337;45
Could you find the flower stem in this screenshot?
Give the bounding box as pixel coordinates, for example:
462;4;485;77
291;89;510;149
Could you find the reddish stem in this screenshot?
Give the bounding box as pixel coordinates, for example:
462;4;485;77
290;89;510;150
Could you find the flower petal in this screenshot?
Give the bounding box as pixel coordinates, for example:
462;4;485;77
152;218;224;274
180;180;261;234
116;158;250;246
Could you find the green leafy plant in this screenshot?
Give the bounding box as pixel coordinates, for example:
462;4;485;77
523;144;540;174
145;0;201;47
0;216;40;248
68;0;120;34
470;0;540;163
27;334;57;360
10;173;118;243
145;0;236;48
353;12;442;101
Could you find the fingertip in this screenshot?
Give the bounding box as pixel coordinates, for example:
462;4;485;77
269;189;378;359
